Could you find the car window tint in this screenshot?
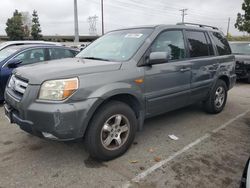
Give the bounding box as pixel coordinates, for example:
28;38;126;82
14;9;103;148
186;31;210;58
205;33;215;56
49;48;75;60
212;32;231;55
151;30;185;60
15;49;45;65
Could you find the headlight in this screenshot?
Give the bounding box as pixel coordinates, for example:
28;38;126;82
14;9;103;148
39;78;79;101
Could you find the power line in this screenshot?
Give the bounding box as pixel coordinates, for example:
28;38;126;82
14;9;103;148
82;0;237;35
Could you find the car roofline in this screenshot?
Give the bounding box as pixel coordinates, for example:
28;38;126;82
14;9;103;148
105;24;222;34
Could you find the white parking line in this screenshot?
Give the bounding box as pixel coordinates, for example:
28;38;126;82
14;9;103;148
122;109;250;187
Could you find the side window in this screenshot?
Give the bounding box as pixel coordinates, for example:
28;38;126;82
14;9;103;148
151;30;185;61
205;33;215;56
49;48;75;60
186;31;210;58
14;49;45;65
211;32;231;56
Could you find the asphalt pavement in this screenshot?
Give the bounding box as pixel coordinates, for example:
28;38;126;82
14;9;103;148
0;83;249;188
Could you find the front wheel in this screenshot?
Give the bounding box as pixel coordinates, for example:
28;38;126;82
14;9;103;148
204;80;228;114
84;101;137;161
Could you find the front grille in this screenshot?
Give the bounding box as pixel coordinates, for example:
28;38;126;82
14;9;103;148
8;75;28;99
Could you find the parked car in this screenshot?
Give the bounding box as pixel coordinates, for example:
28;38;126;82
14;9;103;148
4;23;236;160
0;41;61;51
0;45;79;101
230;41;250;83
240;158;250;188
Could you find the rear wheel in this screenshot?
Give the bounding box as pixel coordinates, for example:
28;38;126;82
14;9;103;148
85;101;137;161
204;80;228;114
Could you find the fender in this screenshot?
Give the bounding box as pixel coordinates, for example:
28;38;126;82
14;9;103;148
79;82;146;137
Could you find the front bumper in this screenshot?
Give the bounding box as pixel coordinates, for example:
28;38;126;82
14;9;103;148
4;89;100;140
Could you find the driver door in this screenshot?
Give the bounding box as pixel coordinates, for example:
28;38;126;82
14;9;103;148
144;30;192;117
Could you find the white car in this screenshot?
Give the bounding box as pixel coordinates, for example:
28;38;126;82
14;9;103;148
0;41;61;51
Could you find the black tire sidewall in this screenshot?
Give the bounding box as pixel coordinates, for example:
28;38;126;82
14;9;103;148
85;101;137;161
209;80;228;113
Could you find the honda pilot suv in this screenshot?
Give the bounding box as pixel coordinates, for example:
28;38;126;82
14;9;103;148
4;23;236;160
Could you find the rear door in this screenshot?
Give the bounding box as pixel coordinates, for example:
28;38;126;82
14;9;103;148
185;30;217;102
144;30;192;117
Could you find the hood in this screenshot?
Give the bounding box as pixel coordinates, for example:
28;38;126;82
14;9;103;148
13;58;122;85
234;54;250;64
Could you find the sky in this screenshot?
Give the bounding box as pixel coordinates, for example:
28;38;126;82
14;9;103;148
0;0;245;36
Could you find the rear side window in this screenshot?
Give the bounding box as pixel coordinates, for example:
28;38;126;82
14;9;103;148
211;32;231;55
49;48;75;60
186;31;210;58
205;33;215;56
151;30;186;60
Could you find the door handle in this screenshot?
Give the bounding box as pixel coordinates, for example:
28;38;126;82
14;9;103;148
180;67;191;72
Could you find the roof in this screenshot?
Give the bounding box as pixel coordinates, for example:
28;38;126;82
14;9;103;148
0;41;61;46
4;44;78;52
0;41;62;51
109;23;221;33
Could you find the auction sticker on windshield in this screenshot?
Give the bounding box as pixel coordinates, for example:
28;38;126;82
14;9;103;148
125;33;143;38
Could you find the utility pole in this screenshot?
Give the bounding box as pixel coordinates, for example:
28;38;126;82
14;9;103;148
180;9;188;23
101;0;104;35
74;0;79;42
227;17;231;38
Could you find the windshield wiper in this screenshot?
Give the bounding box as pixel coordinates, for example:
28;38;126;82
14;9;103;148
82;57;110;61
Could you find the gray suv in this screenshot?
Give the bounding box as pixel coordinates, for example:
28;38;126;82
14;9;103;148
4;23;236;160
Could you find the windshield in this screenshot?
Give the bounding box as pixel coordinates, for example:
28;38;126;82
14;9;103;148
76;28;153;61
0;47;18;62
230;43;250;55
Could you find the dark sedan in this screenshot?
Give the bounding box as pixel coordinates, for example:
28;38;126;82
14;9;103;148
230;42;250;83
0;45;79;101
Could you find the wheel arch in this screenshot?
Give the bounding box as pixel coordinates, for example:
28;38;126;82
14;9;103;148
81;92;145;138
218;75;230;90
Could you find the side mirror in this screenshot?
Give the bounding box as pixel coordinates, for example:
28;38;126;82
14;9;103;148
7;59;22;68
148;52;170;65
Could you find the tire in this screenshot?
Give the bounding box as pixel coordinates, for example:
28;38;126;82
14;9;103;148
84;101;137;161
204;80;228;114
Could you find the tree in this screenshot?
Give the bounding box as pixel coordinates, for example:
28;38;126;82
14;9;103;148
5;10;25;40
31;10;42;40
235;0;250;33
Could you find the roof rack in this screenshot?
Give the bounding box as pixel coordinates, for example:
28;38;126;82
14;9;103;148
176;22;219;30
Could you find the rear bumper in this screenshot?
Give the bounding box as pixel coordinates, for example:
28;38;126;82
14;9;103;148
4;90;100;140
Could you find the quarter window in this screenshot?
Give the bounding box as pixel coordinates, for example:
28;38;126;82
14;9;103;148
151;30;186;61
186;31;210;58
212;32;231;56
